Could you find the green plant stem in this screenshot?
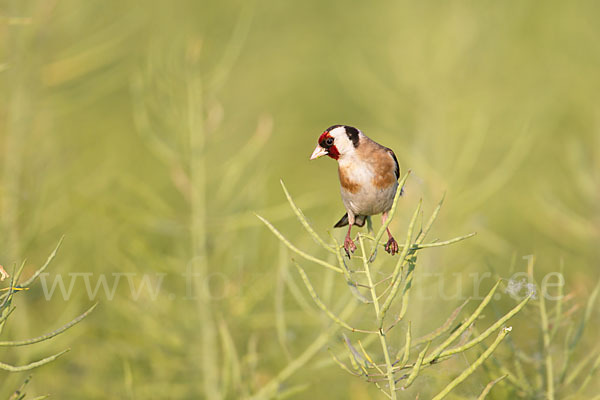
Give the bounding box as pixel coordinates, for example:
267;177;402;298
416;192;445;243
217;316;242;397
18;237;63;288
359;235;396;398
275;246;291;360
398;322;411;367
357;340;382;373
550;260;565;340
435;293;531;360
0;349;70;372
564;346;600;386
425;280;500;364
257;215;343;273
0;303;97;347
402;341;430;389
574;352;600;396
280;180;336;254
412;299;470;347
187;66;220;400
359;235;380;318
328;349;362;376
431;327;512;400
476;375;507;400
379;333;397;399
293;261;376;334
539;281;554;400
414;232;476;249
378;200;422;327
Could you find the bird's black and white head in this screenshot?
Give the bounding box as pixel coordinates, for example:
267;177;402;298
309;125;361;161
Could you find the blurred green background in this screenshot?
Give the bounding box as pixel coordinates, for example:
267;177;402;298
1;0;598;398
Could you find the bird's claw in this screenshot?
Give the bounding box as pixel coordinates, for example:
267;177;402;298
344;237;357;258
385;237;399;255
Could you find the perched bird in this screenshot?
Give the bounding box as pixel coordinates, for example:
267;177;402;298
310;125;402;257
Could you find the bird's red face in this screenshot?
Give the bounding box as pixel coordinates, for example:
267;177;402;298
310;130;340;160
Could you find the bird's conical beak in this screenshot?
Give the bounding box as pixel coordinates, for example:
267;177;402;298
310;145;328;160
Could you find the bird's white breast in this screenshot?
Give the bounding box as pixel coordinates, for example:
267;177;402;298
338;157;398;216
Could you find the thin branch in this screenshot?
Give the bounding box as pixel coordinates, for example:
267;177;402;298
435;294;531;360
280;180;337;254
401;342;430;389
539;279;555;400
425;281;501;364
328;349;362;376
414;232;477;249
0;303;97;347
257;214;343;273
0;349;70;372
358;235;380;318
412;298;470;347
396;322;411;368
19;237;64;288
477;375;507;400
378;200;422;326
293;261;377;334
431;327;512;400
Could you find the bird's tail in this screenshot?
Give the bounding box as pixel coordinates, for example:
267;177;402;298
333;213;366;228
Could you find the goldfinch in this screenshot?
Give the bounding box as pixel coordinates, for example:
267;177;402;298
310;125;402;257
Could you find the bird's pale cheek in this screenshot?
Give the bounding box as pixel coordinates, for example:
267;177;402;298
327;145;340;160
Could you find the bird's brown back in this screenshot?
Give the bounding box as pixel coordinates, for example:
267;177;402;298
356;137;398;189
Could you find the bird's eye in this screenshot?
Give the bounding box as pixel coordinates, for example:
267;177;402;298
325;137;334;146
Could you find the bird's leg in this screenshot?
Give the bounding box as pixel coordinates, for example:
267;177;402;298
344;223;357;258
385;227;399;255
381;212;399;255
